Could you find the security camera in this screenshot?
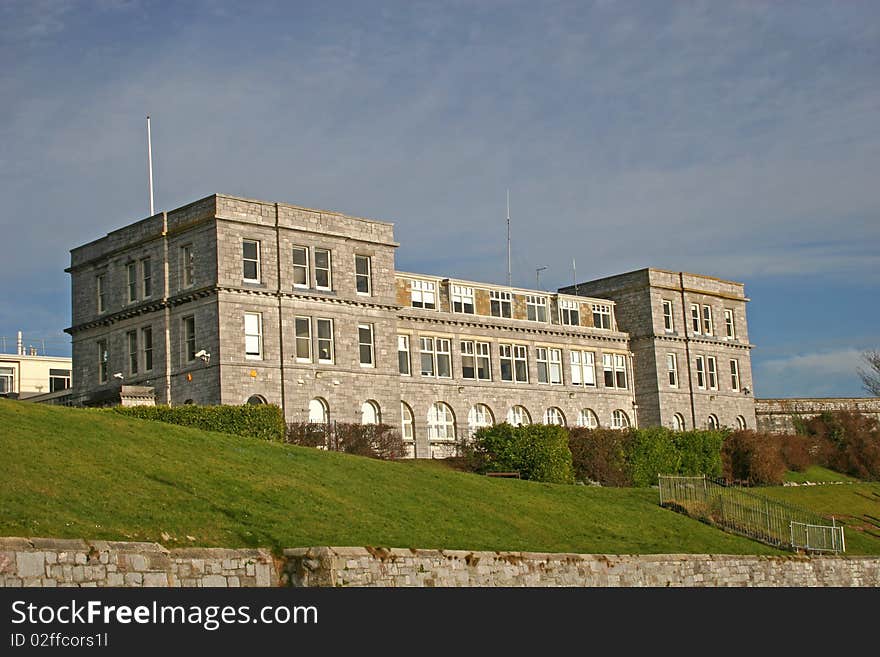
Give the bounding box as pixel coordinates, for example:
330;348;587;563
195;349;207;359
743;386;751;395
113;372;124;380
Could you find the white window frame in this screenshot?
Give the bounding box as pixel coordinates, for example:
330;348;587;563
507;405;531;426
242;239;261;283
427;402;456;441
614;354;627;389
435;338;452;378
141;326;153;372
358;323;375;368
490;290;512;318
397;335;411;375
536;347;550;384
690;304;701;334
543;407;565;426
127;330;138;375
695;355;706;389
570;350;596;387
314;248;332;291
666;353;678;388
0;367;14;395
702;305;713;336
355;255;371;295
611;409;630;429
468;404;494;435
292;246;309;289
559;299;580;326
730;359;740;391
577;408;599;428
244;312;262;360
526;295;548;322
361;400;381;425
411;279;436;309
420;337;436;377
401;403;415;441
662;299;674;332
97;339;108;384
96;274;106;313
537;347;561;384
724;309;735;339
49;368;71;393
513;345;528;383
127;262;137;303
736;415;746;430
316;318;334;363
294;316;312;362
707;356;718;390
707;414;719;430
141;257;152;299
499;344;513;382
592;304;612;330
452;286;474;314
672;413;685;431
183;316;196;363
309;398;329;424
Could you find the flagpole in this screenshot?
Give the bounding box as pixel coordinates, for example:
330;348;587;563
506;189;511;288
147;115;154;216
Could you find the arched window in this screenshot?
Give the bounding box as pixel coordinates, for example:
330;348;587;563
577;408;599;428
362;400;381;425
506;405;531;427
611;409;630;429
401;402;415;441
543;407;566;426
467;404;494;435
246;394;266;405
427;402;456;440
309;398;329;424
672;413;685;431
707;414;720;430
736;415;747;430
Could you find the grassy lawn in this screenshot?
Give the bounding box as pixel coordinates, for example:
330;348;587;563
0;399;781;555
784;466;859;484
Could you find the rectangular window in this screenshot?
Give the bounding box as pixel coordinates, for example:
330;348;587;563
603;354;614;387
691;304;701;334
49;368;71;393
141;257;152;298
96;274;106;313
316;318;334;363
662;300;674;331
570;351;596;386
127;262;137;303
398;335;411;375
730;359;741;391
592;304;612;329
411;280;436;309
420;337;435;376
724;309;735;339
462;341;492;381
314;249;332;290
435;338;451;378
181;245;194;288
707;356;718;389
355;255;371;295
667;353;678;387
452;286;474;314
695;356;706;389
295;316;311;362
142;326;153;372
490;290;512;318
499;344;513;382
292;247;309;288
549;348;562;384
536;348;562;384
127;330;138;375
513;345;528;383
243;239;261;283
559;299;580;326
182;316;196;363
702;305;713;336
244;313;262;359
0;367;13;394
97;339;108;384
614;354;627;389
526;295;548;322
537;347;549;384
358;324;374;367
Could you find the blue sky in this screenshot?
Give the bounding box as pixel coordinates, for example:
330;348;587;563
1;0;878;397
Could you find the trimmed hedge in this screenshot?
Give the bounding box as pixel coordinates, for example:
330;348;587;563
285;422;406;460
568;427;724;487
111;404;286;442
471;423;574;484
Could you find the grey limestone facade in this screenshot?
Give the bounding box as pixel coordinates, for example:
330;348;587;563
67;194;756;457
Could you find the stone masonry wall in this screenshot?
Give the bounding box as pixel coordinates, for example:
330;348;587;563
755;398;880;434
285;547;880;587
0;538;276;588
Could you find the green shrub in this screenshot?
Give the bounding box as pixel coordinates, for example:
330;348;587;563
628;426;682;487
472;423;573;484
568;427;632;486
286;422;406;461
673;430;725;478
799;411;880;480
112;404;286;442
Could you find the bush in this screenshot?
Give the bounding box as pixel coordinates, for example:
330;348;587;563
628;426;682;487
471;423;574;484
673;430;725;479
799;411;880;480
568;427;632;486
285;422;406;461
722;431;786;485
779;434;812;472
112;404;286;441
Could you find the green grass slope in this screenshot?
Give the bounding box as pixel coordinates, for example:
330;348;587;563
0;399;783;555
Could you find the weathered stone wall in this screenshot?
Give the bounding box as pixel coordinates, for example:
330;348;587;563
0;538;275;588
755;398;880;434
284;547;880;587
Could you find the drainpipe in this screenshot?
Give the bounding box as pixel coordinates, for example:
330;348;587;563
275;203;287;421
163;211;172;405
679;272;697;430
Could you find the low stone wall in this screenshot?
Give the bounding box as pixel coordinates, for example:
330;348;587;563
0;538;276;587
284;547;880;587
755;397;880;434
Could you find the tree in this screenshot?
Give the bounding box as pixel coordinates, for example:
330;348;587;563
858;350;880;396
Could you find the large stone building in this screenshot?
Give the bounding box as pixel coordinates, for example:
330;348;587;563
66;194;756;457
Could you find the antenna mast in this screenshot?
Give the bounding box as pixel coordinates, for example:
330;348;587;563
147;115;155;216
573;258;578;296
506;189;511;287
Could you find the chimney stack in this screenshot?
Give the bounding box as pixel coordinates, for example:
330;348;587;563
17;331;23;356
